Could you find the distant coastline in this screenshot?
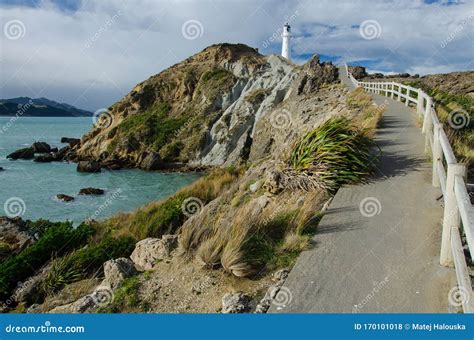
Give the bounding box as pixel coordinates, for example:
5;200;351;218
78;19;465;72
0;97;92;117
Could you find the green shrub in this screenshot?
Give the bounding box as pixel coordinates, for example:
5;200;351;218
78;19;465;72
40;235;135;297
0;222;94;300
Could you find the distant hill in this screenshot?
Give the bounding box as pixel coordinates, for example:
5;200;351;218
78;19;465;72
0;97;92;117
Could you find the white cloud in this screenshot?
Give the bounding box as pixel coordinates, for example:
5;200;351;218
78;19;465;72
0;0;472;110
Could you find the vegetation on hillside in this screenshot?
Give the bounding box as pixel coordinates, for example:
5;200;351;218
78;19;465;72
288;117;377;192
97;167;242;240
0;222;94;300
403;80;473;179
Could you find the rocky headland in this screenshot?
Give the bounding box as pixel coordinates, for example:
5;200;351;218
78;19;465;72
1;43;389;313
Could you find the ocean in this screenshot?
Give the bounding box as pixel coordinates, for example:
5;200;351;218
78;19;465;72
0;116;200;223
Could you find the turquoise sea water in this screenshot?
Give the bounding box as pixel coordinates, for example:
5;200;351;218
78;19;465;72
0;117;200;223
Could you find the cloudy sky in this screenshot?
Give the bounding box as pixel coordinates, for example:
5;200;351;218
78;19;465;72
0;0;473;111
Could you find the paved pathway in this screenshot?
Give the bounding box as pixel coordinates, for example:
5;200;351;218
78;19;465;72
269;69;455;313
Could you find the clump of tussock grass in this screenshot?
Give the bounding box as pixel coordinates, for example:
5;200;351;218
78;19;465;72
288;117;376;191
42;253;82;294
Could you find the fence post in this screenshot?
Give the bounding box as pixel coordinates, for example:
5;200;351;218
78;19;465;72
423;97;433;151
440;163;467;266
391;83;395;99
416;90;423;116
405;88;409;106
432;123;443;187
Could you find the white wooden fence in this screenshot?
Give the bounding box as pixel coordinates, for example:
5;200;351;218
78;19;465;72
345;64;474;313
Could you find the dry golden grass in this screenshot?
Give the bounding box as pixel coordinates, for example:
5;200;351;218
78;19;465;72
347;87;385;135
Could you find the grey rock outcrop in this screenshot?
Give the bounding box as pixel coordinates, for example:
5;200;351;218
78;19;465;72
130;235;178;270
255;268;289;313
77;161;101;173
103;258;136;289
221;292;251;313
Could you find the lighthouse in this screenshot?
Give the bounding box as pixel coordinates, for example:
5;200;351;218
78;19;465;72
281;23;291;60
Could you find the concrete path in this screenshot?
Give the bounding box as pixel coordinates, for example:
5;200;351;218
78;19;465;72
270;68;455;313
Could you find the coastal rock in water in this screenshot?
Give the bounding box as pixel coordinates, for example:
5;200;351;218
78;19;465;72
0;167;3;171
56;194;74;202
221;292;251;313
7;147;35;160
34;154;54;162
139;152;162;171
103;258;137;289
79;187;104;195
130;235;178;270
77;161;101;173
32;142;51;153
61;137;80;147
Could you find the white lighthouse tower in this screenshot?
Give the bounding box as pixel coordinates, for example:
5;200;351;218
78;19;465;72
281;23;291;61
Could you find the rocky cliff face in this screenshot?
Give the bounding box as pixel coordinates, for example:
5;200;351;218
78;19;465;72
72;44;338;170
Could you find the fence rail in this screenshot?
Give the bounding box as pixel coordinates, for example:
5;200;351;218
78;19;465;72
345;64;474;313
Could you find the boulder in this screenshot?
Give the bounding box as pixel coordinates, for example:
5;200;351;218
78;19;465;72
103;258;136;289
139;152;163;171
130;235;178;270
348;65;367;79
11;265;50;305
77;161;101;173
221;292;251;313
0;217;36;258
48;286;113;313
7;147;35;160
34;154;55;163
31;142;51;153
61;137;80;147
264;170;283;194
79;187;104;195
255;268;289;313
56;194;74;202
102;158;125;170
249;181;260;193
